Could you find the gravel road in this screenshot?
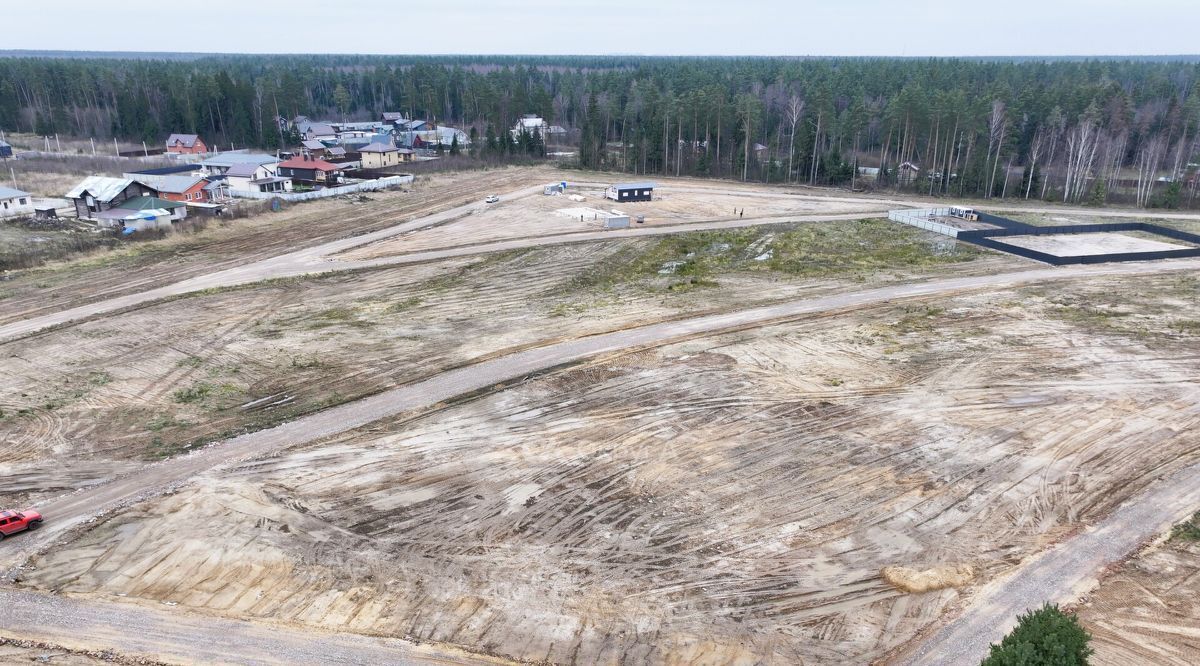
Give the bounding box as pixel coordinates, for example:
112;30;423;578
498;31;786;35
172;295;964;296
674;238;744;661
0;588;503;665
891;456;1200;665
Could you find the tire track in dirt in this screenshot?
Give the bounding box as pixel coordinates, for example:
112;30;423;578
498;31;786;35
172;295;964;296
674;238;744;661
4;259;1200;664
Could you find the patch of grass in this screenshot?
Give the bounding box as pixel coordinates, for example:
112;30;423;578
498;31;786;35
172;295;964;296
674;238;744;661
86;370;112;386
146;414;190;432
173;383;213;404
666;277;719;292
176;356;203;368
1171;319;1200;334
290;355;324;369
1170;511;1200;542
386;296;423;313
566;220;982;295
307;306;374;330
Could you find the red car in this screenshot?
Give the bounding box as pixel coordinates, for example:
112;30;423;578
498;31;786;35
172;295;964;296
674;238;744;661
0;509;42;540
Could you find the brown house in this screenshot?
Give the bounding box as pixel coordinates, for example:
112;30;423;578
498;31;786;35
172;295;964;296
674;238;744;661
165;134;208;154
275;155;345;188
65;176;158;220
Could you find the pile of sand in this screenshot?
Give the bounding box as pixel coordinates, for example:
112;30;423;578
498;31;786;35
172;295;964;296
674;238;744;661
881;564;975;593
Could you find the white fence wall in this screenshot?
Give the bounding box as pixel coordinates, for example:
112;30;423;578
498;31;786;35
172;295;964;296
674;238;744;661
887;208;960;237
231;176;412;202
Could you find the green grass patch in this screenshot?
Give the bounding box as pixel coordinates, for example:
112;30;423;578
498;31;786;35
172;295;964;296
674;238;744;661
1170;511;1200;542
173;383;213;404
564;220;981;294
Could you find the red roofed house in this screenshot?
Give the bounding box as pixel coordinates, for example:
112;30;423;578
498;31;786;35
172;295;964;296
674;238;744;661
275;155;345;188
165;134;208;155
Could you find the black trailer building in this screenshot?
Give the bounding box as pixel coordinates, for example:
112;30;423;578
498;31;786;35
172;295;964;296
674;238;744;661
605;181;655;202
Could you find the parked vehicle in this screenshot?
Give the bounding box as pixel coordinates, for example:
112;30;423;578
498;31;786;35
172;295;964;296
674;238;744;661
485;195;499;203
0;509;43;540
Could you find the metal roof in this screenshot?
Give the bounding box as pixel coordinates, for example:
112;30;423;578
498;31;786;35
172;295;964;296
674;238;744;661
113;196;185;211
224;163;263;178
65;176;136;202
359;141;398;153
166;133;201;147
613;182;657;190
153;175;207;194
201;153;279;168
0;186;30;200
297;122;336;137
277;156;342;172
301;140;326;150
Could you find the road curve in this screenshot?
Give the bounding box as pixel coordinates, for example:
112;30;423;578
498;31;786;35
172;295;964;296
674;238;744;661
891;455;1200;665
0;588;505;665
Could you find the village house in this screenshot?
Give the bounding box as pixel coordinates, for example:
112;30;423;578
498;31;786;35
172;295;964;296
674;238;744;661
153;175;212;203
358;141;410;169
201;179;230;203
0;186;34;218
65;176;158;220
295;120;337;142
199;153;280;175
165;134;208;155
301;139;328;157
275;155;345;188
224;162;293;194
511;115;567;140
94;196;187;232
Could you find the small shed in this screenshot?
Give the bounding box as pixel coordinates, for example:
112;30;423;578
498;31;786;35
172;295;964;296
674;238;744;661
0;139;12;159
0;186;34;217
605;182;655;203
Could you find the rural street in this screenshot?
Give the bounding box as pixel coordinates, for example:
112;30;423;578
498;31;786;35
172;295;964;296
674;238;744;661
4;258;1200;663
0;587;504;665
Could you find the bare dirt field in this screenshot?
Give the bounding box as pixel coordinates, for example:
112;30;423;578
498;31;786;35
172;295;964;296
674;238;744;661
1074;514;1200;666
0;218;999;509
336;182;890;260
997;231;1192;256
0;167;553;325
17;271;1200;665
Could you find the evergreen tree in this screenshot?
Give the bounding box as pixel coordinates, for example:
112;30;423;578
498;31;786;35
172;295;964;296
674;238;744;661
982;604;1092;666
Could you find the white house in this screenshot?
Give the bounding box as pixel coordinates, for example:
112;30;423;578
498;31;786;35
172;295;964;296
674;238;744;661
0;186;34;217
224;162;292;194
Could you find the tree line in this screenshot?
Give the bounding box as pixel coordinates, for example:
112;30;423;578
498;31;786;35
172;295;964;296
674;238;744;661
2;54;1199;207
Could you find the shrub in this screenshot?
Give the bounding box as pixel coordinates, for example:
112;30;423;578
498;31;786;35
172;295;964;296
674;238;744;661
981;603;1092;666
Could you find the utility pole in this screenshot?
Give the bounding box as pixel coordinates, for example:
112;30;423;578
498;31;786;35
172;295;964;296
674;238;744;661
142;141;148;157
90;137;96;155
114;138;119;156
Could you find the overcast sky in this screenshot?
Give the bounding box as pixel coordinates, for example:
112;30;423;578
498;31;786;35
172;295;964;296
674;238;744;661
5;0;1197;57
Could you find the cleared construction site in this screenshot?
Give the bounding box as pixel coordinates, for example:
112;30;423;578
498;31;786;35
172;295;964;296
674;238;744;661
2;168;1200;665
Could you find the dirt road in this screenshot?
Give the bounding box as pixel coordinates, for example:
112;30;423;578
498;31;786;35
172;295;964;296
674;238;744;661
0;588;504;665
891;455;1200;665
